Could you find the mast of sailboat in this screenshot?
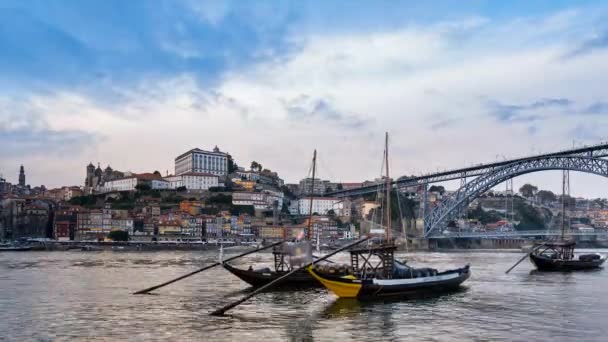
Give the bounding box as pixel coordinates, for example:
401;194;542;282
560;170;570;241
307;150;317;240
385;132;391;240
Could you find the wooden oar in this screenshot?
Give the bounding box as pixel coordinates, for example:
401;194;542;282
505;244;543;274
133;240;284;294
209;236;371;316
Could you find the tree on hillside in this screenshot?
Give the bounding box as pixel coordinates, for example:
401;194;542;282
153;170;161;176
519;184;538;197
227;154;238;173
537;190;556;204
250;161;262;172
558;195;576;208
337;183;343;190
515;201;545;230
429;185;445;194
135;183;151;191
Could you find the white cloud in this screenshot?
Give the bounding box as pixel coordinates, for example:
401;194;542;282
2;8;608;198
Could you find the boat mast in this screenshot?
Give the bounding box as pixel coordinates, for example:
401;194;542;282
561;170;570;241
385;132;391;240
307;150;317;240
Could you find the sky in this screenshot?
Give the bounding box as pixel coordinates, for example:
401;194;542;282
1;0;608;198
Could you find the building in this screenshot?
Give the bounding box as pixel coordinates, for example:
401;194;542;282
84;163;125;194
258;226;284;239
53;205;83;240
175;146;229;177
298;178;330;195
165;173;219;191
75;204;134;240
232;190;284;210
101;173;169;193
0;177;12;197
298;197;341;215
44;186;84;201
18;165;25;187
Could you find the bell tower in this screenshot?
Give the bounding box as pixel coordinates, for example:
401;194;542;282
18;165;25;187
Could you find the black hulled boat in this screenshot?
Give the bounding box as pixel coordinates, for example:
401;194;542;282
529;241;606;271
223;246;322;288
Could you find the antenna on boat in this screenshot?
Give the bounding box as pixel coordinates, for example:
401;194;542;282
307;150;317;241
561;170;570;241
385;132;391;240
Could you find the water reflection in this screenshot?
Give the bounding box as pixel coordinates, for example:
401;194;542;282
2;251;608;341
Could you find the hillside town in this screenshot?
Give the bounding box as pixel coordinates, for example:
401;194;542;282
2;146;608;246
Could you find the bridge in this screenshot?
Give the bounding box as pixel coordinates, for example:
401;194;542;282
430;229;608;239
327;142;608;239
328;142;608;198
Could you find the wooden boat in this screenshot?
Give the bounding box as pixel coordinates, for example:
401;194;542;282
0;246;32;252
308;133;470;299
223;263;320;288
224;150;326;289
529;241;606;271
307;239;470;299
527;171;605;272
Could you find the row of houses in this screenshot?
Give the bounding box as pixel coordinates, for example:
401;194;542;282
50;202;355;242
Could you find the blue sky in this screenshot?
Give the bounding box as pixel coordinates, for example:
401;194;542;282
1;1;608;197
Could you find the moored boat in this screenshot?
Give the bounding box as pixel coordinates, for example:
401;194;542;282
223;263;320;288
529;241;606;271
0;246;32;251
307;239;470;299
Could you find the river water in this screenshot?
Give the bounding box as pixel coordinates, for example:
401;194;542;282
1;249;607;341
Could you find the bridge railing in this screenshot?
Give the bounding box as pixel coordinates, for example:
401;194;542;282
427;229;608;239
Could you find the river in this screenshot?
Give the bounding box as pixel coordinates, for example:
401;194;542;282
1;250;607;341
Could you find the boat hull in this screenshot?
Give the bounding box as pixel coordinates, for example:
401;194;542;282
0;247;32;252
223;263;321;288
529;254;606;271
307;265;471;299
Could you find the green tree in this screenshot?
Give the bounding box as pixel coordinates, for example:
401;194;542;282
429;185;445;194
250;161;260;171
176;186;187;192
337;183;344;190
108;230;129;241
515;201;545;230
467;203;502;224
519;184;538;197
537;190;556;204
227;154;238;173
135;183;151;191
153;170;161;176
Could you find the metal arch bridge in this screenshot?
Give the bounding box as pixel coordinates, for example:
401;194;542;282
327;142;608;198
424;156;608;238
429;230;608;239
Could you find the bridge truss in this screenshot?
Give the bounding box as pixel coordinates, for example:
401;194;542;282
424;156;608;237
328;142;608;198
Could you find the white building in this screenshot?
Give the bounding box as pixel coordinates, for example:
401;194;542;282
298;197;341;215
164;173;219;191
150;179;170;190
175;146;229;177
233;192;268;209
103;177;139;192
232;190;284;210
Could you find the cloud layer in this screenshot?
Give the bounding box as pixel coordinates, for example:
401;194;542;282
1;1;608;197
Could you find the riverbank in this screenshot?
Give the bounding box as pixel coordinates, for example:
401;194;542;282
0;241;266;252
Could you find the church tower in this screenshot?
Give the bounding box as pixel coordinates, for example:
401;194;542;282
18;165;25;187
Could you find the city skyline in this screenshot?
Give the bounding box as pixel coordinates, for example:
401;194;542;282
1;1;608;197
